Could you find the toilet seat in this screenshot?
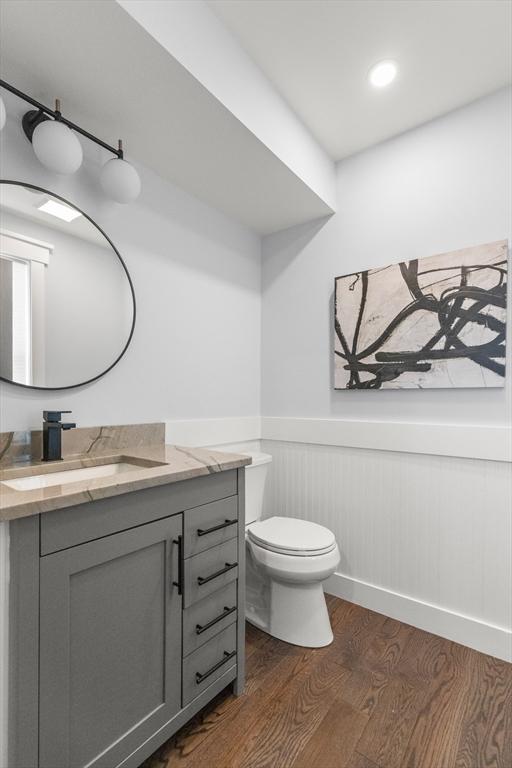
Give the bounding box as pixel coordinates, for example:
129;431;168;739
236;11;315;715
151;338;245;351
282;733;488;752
247;516;336;557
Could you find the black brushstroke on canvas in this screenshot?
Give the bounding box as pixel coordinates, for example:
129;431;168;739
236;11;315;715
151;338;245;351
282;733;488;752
334;260;507;389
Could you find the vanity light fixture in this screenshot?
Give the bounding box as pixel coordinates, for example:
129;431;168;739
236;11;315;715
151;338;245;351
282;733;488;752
0;80;141;203
368;59;398;88
37;198;82;222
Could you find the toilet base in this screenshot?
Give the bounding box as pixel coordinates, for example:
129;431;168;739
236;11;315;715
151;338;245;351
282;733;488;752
245;538;338;648
249;580;333;648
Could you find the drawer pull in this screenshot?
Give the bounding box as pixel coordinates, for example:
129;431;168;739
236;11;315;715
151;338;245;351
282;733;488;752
197;519;238;537
195;650;237;685
197;562;237;586
172;536;184;595
196;605;237;635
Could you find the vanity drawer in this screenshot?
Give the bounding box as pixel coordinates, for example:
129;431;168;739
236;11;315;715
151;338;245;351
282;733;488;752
183;582;237;656
184;538;238;608
40;471;237;555
183;624;237;706
184;496;238;557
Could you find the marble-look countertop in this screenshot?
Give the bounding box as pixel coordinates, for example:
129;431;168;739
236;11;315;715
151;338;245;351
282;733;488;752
0;444;251;522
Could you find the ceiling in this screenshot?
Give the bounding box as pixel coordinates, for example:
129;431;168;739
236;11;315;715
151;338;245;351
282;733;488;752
209;0;512;161
0;1;333;234
1;0;510;234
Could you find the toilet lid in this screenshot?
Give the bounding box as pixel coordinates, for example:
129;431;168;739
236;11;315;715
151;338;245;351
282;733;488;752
248;517;336;556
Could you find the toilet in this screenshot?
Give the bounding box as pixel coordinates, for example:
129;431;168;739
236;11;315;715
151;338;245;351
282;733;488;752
212;446;340;648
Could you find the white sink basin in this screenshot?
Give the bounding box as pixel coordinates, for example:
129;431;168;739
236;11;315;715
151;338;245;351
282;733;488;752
2;461;151;491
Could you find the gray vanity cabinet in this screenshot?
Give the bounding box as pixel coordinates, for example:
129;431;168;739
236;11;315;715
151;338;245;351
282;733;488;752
39;514;183;768
8;468;246;768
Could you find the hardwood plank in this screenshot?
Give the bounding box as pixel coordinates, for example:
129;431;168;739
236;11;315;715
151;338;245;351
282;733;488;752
454;653;512;768
360;616;414;676
331;611;414;720
291;694;368;768
233;655;349;768
328;603;389;671
245;621;271;659
327;594;360;632
345;754;381;768
337;665;390;719
399;638;471;768
355;675;424;768
396;625;456;684
244;631;304;696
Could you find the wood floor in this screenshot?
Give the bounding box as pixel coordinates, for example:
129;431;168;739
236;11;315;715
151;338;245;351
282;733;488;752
142;595;512;768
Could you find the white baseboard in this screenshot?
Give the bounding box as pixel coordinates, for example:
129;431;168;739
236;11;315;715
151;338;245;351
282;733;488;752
324;571;512;662
261;417;512;462
165;417;261;447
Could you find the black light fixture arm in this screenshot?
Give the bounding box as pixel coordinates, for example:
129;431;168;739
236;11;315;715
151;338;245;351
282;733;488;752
0;79;124;159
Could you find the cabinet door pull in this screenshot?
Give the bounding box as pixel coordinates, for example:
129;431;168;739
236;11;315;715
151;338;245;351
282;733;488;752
172;536;184;595
195;650;236;684
196;605;237;635
197;562;237;586
197;519;237;537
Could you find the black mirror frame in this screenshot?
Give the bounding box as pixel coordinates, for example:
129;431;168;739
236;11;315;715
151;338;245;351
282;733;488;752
0;179;136;391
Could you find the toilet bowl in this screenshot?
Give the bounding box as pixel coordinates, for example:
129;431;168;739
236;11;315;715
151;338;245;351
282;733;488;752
209;445;340;648
246;516;340;647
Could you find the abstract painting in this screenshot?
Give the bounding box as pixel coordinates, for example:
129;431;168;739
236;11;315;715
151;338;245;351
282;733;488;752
334;240;508;389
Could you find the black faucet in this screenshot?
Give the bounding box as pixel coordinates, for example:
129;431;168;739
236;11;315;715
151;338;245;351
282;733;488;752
42;411;76;462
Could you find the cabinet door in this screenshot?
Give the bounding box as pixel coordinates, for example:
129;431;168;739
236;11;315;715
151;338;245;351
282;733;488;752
39;514;182;768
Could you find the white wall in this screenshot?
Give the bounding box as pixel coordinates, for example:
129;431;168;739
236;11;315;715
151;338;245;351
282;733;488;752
0;107;261;432
262;88;512;424
261;88;512;661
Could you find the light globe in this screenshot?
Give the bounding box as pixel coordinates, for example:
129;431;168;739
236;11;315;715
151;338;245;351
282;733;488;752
100;157;141;203
32;119;83;174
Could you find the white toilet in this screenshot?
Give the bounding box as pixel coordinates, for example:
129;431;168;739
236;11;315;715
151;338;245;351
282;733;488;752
214;446;340;648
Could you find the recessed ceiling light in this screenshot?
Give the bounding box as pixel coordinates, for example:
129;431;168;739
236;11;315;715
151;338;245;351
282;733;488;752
368;60;398;88
37;199;82;222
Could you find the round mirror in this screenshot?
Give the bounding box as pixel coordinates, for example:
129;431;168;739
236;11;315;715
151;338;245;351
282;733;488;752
0;181;135;389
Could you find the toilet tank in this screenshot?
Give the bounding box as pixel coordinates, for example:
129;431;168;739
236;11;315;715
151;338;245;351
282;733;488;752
208;445;272;526
243;451;272;526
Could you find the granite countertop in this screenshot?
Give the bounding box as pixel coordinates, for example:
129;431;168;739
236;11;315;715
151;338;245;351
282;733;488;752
0;444;251;522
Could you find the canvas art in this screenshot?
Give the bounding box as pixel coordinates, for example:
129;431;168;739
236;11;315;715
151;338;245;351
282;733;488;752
334;240;508;389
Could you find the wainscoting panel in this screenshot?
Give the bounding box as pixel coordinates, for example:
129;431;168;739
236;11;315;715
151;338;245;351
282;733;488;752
261;417;512;462
261;439;512;661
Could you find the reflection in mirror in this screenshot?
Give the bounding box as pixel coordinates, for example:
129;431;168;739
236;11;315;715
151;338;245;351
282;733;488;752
0;182;135;389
